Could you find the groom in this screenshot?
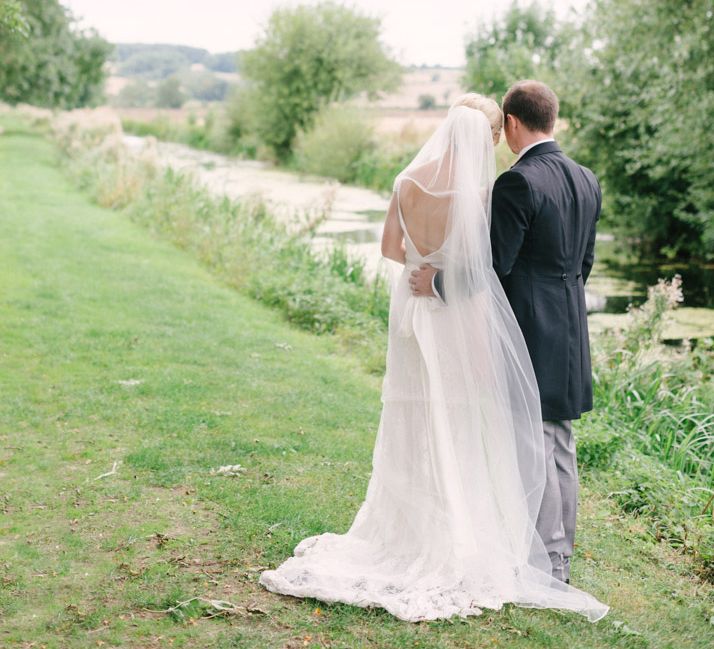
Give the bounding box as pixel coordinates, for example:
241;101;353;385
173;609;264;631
410;80;601;584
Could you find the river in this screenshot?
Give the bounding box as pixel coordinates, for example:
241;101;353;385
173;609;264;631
123;135;714;341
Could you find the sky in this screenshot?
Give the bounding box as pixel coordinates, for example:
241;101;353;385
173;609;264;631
61;0;588;68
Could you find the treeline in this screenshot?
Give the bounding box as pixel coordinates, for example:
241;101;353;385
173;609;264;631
111;44;242;107
3;0;711;260
113;43;240;77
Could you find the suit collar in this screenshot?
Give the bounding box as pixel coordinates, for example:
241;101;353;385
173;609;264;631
513;140;562;166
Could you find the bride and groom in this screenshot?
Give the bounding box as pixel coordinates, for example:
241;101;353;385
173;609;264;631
259;80;608;622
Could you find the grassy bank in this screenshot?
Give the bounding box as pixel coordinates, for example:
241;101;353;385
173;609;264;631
2;115;714;647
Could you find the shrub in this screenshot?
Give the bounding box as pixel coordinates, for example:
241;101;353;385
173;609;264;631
293;104;375;183
155;77;185;108
113;80;154;108
122;107;256;158
418;94;436;110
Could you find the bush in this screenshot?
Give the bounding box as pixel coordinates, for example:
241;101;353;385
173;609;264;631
113;80;154;108
293;104;375;183
418;94;436;110
178;70;231;102
222;86;264;158
589;277;714;481
122;108;255;158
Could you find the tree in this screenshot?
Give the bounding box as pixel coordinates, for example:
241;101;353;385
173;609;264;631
0;0;110;108
205;51;241;73
418;94;436;110
558;0;714;260
238;1;400;158
179;70;230;102
463;1;563;99
113;79;154;108
155;76;185;108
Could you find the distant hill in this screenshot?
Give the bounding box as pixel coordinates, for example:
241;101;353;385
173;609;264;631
111;43;242;79
106;43;243;107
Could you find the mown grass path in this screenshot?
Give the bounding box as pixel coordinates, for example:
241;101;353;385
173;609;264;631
1;123;712;648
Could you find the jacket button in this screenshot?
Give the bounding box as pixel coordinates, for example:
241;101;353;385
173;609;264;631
561;273;568;280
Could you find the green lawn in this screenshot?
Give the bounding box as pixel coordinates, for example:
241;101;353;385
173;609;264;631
1;123;712;648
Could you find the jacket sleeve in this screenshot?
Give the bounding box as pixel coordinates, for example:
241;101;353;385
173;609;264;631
433;270;445;301
581;176;602;284
490;170;533;279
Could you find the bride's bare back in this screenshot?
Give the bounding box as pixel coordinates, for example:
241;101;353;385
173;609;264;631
397;181;450;257
397;156;453;257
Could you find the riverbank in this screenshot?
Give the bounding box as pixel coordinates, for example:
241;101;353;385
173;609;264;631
121;119;714;340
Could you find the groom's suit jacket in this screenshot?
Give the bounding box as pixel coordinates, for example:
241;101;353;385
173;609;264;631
491;141;601;420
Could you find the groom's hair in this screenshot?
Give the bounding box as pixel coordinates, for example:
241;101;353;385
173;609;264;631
502;81;559;134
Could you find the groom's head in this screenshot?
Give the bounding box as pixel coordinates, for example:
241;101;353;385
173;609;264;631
502;80;559;154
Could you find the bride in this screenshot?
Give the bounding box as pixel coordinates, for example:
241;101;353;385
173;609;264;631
259;94;609;623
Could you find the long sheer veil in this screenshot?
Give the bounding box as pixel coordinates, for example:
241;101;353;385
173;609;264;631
388;105;608;619
395;104;546;538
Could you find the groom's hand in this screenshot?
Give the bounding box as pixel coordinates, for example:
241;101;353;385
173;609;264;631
409;264;437;297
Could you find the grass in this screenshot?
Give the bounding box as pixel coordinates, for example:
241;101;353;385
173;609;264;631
2;118;714;647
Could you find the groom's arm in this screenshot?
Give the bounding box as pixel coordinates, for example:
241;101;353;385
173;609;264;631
490;170;533;279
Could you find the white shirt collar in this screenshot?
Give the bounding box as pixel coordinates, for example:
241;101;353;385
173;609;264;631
516;138;555;161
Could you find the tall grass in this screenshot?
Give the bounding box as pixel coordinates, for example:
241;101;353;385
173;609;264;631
577;276;714;576
122;109;256;157
591;277;714;482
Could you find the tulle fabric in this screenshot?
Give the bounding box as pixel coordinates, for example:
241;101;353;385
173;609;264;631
259;106;608;623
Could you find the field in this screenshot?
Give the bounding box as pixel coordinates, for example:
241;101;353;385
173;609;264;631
1;117;714;648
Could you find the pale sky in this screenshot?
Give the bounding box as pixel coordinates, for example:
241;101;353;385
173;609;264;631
61;0;588;68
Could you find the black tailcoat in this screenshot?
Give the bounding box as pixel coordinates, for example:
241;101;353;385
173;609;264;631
490;141;601;420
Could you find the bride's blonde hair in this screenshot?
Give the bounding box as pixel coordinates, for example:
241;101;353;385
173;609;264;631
450;92;503;142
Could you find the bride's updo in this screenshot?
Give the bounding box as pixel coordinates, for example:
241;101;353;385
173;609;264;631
450;92;503;143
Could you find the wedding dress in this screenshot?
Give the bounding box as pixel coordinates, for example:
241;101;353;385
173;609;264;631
259;106;609;623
